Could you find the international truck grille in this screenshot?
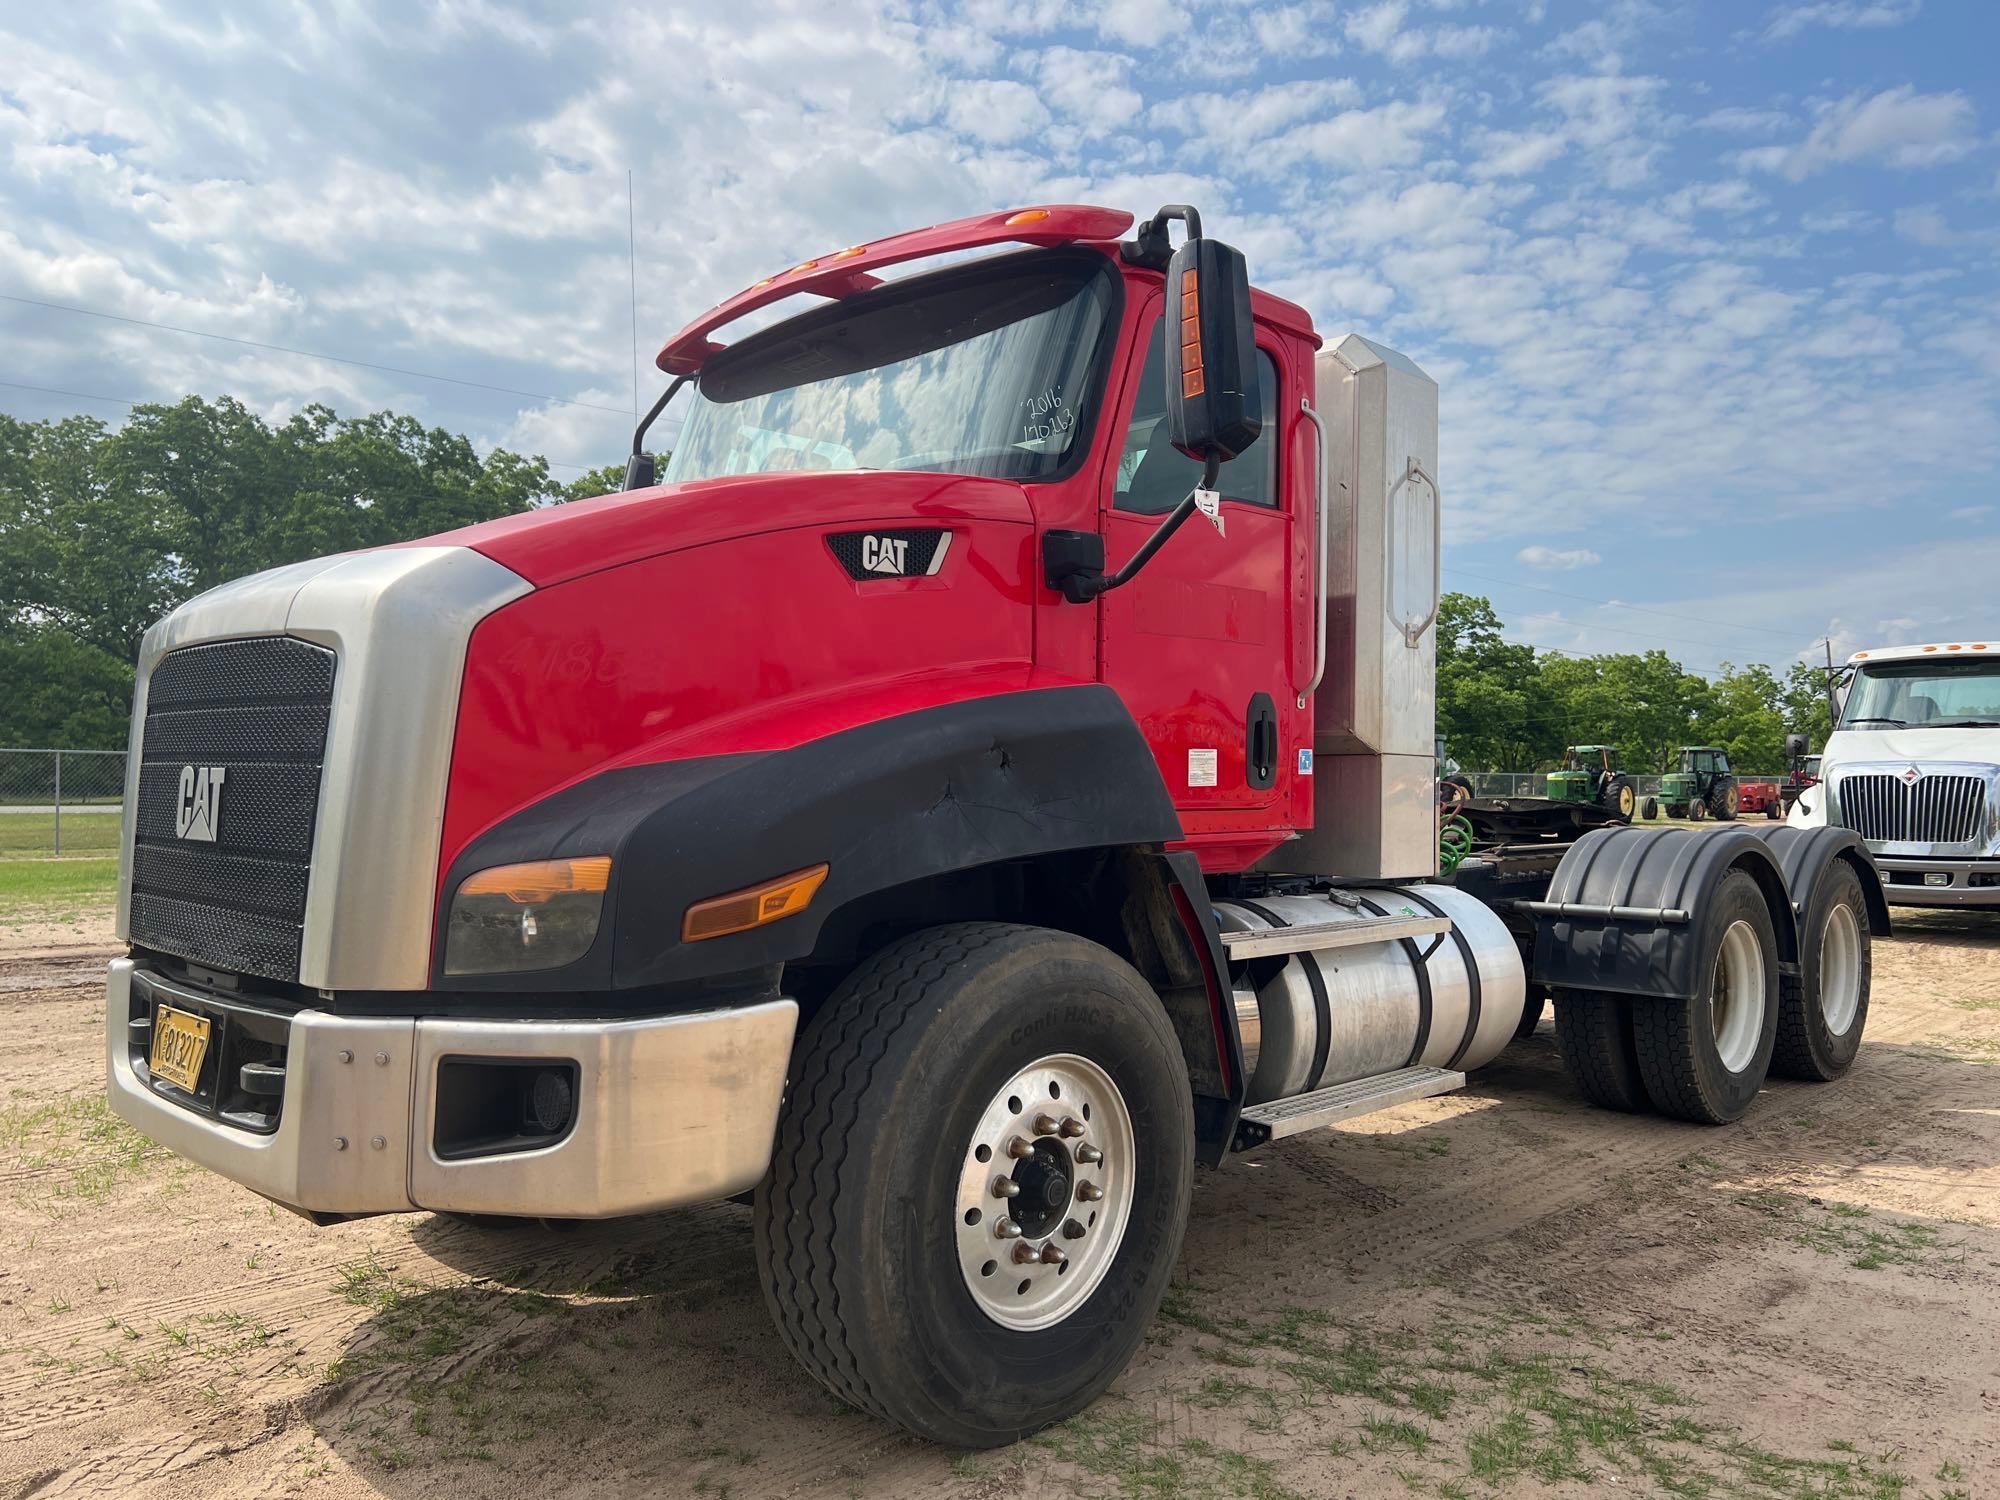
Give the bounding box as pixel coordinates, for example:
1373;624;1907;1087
1835;772;1986;846
128;637;336;982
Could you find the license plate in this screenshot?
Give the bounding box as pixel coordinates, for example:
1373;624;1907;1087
149;1004;213;1093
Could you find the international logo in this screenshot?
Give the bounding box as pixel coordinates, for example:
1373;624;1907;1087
175;765;226;842
1900;764;1923;786
860;534;911;575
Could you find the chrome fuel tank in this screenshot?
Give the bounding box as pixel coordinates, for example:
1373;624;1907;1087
1216;885;1525;1106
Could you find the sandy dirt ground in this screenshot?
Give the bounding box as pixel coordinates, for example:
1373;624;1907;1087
2;905;1994;1500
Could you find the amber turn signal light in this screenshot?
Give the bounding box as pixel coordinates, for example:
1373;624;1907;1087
459;856;611;906
683;864;829;943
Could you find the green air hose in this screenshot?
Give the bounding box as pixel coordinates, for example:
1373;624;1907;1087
1438;813;1475;875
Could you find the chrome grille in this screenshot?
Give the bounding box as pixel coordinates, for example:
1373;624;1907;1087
1836;772;1985;845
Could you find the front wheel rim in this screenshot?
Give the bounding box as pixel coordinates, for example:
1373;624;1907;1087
1710;919;1767;1073
1819;901;1863;1036
955;1053;1137;1332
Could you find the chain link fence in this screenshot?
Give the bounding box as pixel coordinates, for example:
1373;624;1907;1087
1457;771;1784;798
0;749;128;857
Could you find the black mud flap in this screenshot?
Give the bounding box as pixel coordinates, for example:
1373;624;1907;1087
1528;825;1799;1001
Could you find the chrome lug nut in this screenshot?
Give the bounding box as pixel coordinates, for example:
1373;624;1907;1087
1011;1241;1043;1265
1033;1112;1062;1136
1075;1144;1103;1165
1058;1116;1086;1139
1006;1135;1036;1160
994;1218;1023;1239
992;1176;1021;1199
1076;1181;1105;1202
1038;1243;1068;1267
1063;1219;1087;1240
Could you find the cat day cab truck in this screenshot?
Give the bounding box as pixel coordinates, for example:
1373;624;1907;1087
1789;640;2000;907
107;203;1889;1447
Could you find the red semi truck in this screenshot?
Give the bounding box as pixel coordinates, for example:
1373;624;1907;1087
106;204;1888;1447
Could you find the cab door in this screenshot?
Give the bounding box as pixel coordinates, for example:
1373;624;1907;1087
1095;299;1298;823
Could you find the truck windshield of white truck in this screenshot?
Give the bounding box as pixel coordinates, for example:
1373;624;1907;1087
664;250;1117;484
1841;657;2000;729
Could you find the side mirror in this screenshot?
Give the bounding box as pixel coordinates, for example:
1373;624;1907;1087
622;453;657;491
1163;235;1262;465
1784;732;1807;759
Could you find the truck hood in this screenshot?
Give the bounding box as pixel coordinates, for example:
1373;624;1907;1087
1821;727;2000;769
423;469;1036;589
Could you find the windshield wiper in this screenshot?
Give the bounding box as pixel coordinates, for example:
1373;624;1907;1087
1843;717;1905;728
1931;719;2000;728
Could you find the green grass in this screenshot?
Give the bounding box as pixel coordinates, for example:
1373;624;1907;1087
0;855;118;919
1;1091;169;1210
0;810;122;857
1138;1288;1957;1500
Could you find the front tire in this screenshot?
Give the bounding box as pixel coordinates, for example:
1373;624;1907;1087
754;923;1194;1448
1630;869;1779;1123
1771;859;1872;1081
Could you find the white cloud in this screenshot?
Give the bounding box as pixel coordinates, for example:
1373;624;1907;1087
1517;546;1603;571
1949;505;1992;523
1342;0;1500;63
943;79;1051;144
1750;86;1978;180
1763;0;1922;43
1698;106;1793;135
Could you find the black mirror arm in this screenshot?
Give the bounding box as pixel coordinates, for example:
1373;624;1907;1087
1063;453;1222;602
621;374;691;491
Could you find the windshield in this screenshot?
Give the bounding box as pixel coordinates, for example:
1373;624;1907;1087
664;250;1119;485
1841;658;2000;729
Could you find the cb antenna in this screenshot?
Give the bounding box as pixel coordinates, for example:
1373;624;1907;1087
627;168;640;424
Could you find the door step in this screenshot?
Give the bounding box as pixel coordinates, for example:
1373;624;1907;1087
1220;912;1450;960
1232;1066;1466;1150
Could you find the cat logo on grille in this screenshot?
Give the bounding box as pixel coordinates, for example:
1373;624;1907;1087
175;764;227;842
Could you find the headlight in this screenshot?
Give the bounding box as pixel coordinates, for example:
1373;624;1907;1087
444;856;611;976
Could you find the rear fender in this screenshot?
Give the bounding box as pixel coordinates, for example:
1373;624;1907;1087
1739;824;1892;937
1530;826;1800;1001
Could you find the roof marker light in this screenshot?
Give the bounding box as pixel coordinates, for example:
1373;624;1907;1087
1922;645;1938;652
831;245;866;260
1004;209;1051;226
789;259;819;275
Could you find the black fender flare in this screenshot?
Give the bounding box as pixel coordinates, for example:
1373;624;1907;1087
1736;824;1892;939
1530;825;1800;1001
433;684;1184;991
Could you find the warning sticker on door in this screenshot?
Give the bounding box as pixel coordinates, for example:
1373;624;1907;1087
1297;748;1314;776
1187;748;1218;788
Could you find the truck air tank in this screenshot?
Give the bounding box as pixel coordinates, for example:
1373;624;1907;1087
1215;885;1526;1106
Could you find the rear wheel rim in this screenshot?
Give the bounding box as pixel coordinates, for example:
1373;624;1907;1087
1819;901;1863;1036
955;1053;1136;1332
1710;919;1767;1073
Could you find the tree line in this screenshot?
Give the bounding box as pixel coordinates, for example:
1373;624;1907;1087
1439;594;1831;775
3;396;1827;768
0;396;627;749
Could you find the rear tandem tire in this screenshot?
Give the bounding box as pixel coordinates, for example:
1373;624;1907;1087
1771;858;1872;1082
1552;991;1650;1112
753;922;1194;1448
1630;869;1780;1124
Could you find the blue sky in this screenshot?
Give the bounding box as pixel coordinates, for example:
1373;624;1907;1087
2;0;1995;674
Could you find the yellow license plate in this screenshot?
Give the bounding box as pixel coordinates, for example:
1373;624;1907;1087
149;1004;212;1093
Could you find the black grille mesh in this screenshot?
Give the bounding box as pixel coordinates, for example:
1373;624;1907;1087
129;637;336;982
826;529;946;580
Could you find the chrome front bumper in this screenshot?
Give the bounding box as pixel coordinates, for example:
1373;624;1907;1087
105;959;798;1218
1871;857;2000;908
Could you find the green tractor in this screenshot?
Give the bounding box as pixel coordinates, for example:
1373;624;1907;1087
1544;745;1637;824
1660;745;1739;821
